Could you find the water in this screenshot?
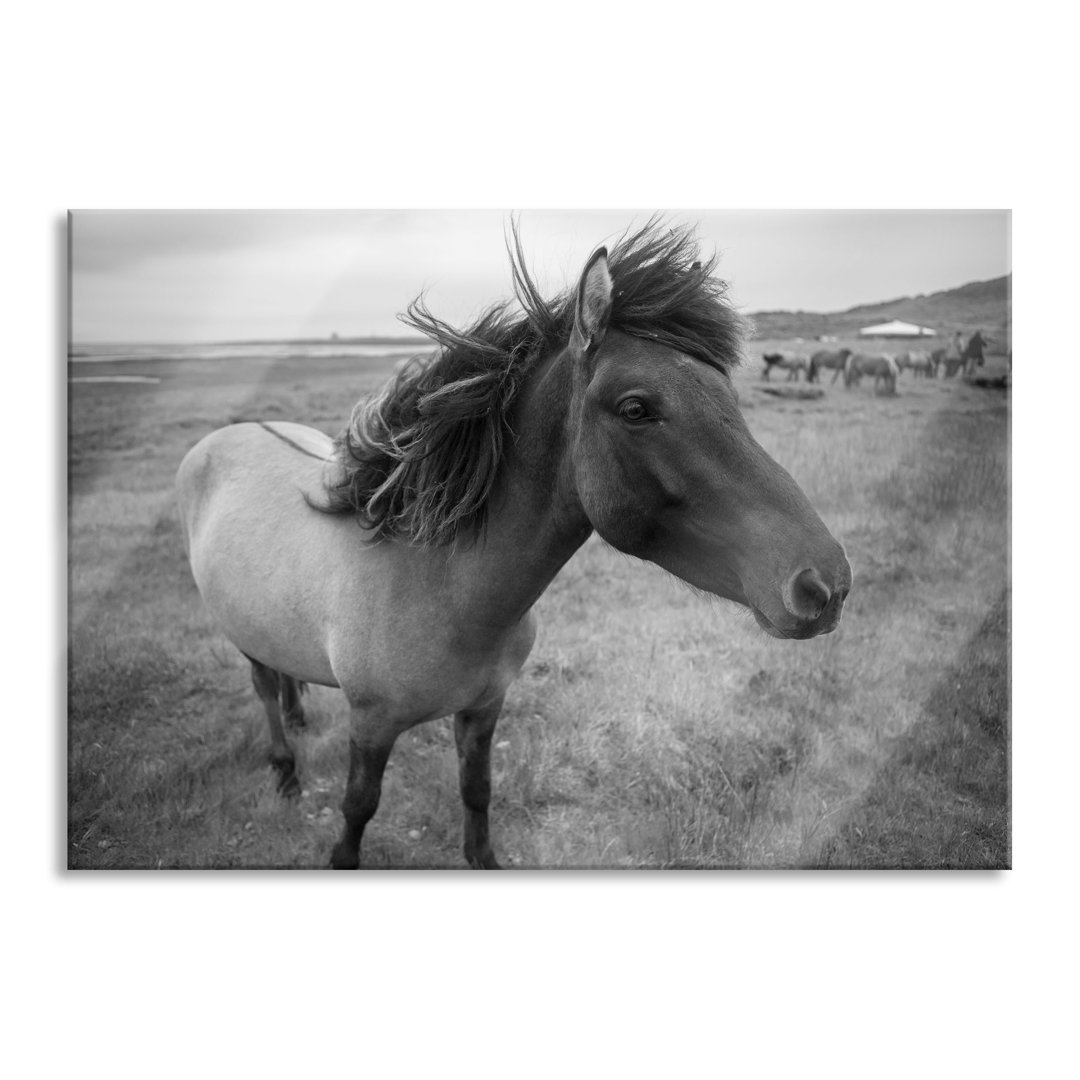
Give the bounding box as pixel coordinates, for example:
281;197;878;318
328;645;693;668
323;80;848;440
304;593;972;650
68;340;434;364
70;375;162;384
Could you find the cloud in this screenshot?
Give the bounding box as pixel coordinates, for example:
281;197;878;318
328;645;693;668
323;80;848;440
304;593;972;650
69;210;1010;343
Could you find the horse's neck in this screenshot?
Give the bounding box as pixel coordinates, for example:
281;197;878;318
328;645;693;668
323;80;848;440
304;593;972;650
450;347;592;632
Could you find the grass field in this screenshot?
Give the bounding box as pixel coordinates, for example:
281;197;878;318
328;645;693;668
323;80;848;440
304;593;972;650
68;338;1010;869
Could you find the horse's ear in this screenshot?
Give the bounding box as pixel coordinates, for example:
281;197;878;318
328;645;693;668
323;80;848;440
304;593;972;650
571;247;612;355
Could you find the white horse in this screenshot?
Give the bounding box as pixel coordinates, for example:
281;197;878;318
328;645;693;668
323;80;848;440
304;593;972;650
845;352;899;394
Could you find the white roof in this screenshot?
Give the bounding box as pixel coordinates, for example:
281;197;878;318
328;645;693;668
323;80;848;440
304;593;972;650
858;320;937;337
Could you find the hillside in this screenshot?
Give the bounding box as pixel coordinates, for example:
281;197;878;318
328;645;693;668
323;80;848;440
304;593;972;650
749;275;1010;342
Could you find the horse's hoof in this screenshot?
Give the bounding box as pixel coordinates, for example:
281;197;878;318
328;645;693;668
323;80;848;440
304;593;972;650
466;849;502;870
330;843;359;870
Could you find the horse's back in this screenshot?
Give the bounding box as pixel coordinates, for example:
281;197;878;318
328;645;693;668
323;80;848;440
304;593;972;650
179;421;331;543
812;348;846;367
851;353;891;375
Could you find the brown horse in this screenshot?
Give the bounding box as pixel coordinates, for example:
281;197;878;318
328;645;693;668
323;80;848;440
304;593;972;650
176;222;852;869
807;348;852;384
762;351;809;381
962;330;992;376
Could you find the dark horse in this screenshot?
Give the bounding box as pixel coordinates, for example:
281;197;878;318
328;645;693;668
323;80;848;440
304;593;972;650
761;351;809;381
962;330;992;376
176;222;852;869
807;348;852;384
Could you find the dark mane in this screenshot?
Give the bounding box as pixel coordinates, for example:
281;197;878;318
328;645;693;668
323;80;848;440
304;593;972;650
318;218;746;546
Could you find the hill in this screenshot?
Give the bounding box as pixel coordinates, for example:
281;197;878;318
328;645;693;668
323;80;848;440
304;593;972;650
749;275;1010;342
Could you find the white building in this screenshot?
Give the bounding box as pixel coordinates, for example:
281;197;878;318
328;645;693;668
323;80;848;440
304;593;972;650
858;320;937;338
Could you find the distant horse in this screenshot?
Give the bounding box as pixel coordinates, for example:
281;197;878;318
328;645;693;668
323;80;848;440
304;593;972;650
761;351;809;381
845;352;899;394
176;222;852;869
806;348;852;384
895;350;933;378
962;330;991;376
941;331;966;377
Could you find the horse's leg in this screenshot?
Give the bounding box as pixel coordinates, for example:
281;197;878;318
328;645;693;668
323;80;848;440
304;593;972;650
281;675;307;730
454;697;504;869
249;658;301;797
330;713;397;869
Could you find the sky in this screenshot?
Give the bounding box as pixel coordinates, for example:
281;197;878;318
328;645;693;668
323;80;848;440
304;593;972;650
70;209;1010;343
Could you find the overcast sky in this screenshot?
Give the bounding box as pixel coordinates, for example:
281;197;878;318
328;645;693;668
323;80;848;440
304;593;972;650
70;209;1010;343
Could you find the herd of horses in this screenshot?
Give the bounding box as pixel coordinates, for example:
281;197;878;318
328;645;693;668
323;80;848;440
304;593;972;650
761;330;998;395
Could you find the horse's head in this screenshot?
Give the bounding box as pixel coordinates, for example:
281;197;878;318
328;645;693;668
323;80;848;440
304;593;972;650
562;248;851;640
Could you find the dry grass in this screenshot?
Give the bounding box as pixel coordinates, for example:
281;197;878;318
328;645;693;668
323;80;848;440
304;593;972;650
67;345;1009;869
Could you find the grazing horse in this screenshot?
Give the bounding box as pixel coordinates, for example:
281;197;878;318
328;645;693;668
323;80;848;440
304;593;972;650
807;348;852;384
845;352;899;394
761;351;809;381
176;223;852;869
941;331;966;377
895;350;933;378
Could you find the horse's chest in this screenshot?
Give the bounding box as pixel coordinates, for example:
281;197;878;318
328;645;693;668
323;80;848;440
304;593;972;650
333;612;538;725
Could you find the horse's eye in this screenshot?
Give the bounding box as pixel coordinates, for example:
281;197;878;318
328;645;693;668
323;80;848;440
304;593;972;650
618;398;651;424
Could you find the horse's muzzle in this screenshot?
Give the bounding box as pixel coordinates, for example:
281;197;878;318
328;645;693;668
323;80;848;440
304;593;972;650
752;565;851;640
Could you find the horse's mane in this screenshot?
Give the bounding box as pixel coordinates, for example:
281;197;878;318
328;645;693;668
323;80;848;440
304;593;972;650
318;218;746;546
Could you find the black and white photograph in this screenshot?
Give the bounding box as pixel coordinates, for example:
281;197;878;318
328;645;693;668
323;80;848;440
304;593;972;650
68;209;1010;870
16;2;1080;1075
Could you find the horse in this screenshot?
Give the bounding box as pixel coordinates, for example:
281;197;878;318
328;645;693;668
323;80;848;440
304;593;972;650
176;222;852;870
962;330;991;376
845;352;899;394
761;351;809;381
941;331;966;377
895;350;933;378
929;347;946;377
806;348;852;384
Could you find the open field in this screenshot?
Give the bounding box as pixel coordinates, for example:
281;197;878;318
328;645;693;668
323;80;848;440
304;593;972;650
68;341;1009;869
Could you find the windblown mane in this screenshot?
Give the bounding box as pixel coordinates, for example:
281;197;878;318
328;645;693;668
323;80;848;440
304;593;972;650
318;218;746;546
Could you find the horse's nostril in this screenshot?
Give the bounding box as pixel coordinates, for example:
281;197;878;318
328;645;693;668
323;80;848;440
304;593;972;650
786;567;831;621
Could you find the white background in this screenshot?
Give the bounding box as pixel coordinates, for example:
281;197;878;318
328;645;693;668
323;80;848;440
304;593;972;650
5;2;1073;1077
